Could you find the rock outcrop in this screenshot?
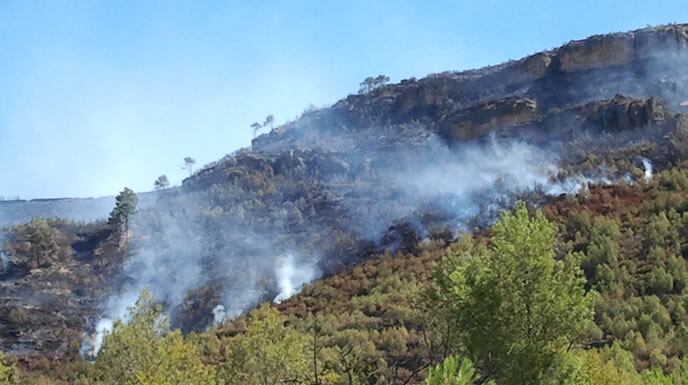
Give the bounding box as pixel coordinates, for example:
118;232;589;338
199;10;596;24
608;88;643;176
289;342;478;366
441;97;538;140
582;95;669;131
255;24;688;146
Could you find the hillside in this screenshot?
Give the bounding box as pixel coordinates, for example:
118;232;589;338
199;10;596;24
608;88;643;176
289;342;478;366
0;194;159;228
262;171;688;383
12;169;688;384
2;23;688;384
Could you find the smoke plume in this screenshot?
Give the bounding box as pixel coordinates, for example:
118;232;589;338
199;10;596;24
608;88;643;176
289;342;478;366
80;128;603;358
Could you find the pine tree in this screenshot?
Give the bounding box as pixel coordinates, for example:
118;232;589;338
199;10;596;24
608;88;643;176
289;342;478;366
263;115;274;131
433;202;594;385
425;356;489;385
250;122;262;138
182;157;196;177
153;175;169;191
108;187;138;242
26;218;59;268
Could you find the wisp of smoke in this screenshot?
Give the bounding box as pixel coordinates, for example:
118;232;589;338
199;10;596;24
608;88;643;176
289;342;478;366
273;254;317;304
212;305;227;325
80;134;604;357
0;251;7;274
80;318;113;357
642;157;654;182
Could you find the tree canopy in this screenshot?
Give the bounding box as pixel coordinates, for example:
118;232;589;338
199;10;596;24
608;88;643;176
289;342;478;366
95;291;214;385
183;157;196;177
0;351;18;385
108;187;138;234
424;356;490;385
433;202;595;385
358;75;390;94
153;175;169;191
217;304;310;385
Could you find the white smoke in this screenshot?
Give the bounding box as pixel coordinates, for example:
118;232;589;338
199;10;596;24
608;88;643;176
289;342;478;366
80;135;607;357
642;157;653;182
344;137;598;236
1;251;7;274
0;231;10;274
81;137;599;359
81;284;148;358
79;318;113;358
394;139;557;195
212;305;227;325
273;254;317;303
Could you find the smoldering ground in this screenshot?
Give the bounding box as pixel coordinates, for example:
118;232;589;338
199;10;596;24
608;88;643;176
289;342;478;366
80;125;619;357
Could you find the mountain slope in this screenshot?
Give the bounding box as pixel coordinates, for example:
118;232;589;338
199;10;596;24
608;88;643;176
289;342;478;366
2;23;688;365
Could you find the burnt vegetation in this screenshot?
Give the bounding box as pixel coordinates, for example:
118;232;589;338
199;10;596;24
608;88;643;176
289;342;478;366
2;23;688;384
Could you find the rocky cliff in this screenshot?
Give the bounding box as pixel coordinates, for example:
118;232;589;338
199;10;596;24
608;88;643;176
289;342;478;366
252;24;688;150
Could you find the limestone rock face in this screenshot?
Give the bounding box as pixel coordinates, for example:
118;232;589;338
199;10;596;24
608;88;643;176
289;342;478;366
283;23;688;148
583;95;669;131
553;24;688;73
636;24;688;58
558;33;635;72
442;97;538;140
522;52;553;78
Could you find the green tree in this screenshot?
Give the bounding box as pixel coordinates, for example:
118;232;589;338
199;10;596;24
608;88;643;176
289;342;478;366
108;187;138;239
7;217;63;269
182;157;196;177
25;218;60;268
425;356;490;385
218;304;309;385
95;291;214;385
0;350;18;385
263;115;274;131
153;175;169;191
250;122;262;138
374;74;390;87
577;348;634;385
435;202;594;385
358;74;390;94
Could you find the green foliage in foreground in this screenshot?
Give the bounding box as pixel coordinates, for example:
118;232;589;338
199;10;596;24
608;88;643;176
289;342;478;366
94;299;311;385
431;202;595;385
425;356;492;385
215;304;310;385
95;291;214;385
541;344;688;385
0;351;18;385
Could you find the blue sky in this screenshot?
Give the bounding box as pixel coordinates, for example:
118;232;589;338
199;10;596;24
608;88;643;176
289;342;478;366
1;1;687;199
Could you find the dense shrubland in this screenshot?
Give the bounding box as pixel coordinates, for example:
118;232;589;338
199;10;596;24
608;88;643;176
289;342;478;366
6;167;688;384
